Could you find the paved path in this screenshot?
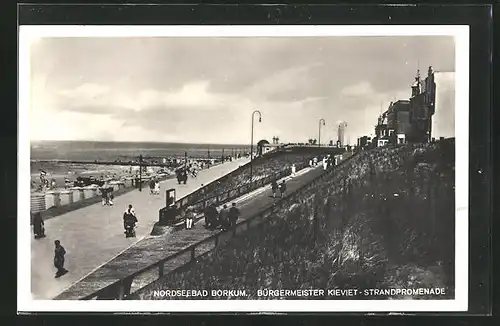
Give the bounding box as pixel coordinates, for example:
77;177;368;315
55;165;325;299
31;158;249;300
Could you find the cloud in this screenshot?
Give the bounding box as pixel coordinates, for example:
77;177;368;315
58;83;110;99
28;35;456;144
340;81;374;97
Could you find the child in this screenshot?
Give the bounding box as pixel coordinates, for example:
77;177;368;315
185;206;195;230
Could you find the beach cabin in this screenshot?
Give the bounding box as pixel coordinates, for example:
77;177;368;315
257;139;281;156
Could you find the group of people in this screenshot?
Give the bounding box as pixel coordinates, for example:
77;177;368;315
271;180;287;199
175;164;201;185
200;202;241;232
32;202;139;278
32;170;57;192
309;154;337;171
31;212;69;278
149;178;161;195
176;168;189;185
100;186;114;206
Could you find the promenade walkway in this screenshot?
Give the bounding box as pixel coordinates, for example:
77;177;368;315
55;164;325;300
31;158;249;300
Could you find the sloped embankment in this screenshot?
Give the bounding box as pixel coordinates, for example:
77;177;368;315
138;140;455;300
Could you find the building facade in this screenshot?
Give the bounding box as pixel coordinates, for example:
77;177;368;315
371;65;437;147
357;135;372;149
386;99;411;144
408;66;436;143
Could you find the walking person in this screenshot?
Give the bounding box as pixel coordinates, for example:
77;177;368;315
123;204;138;237
32;212;45;239
203;204;212;228
271;180;279;199
108;190;114;206
291;163;296;177
101;187;108;206
218;204;230;232
322;157;328;171
279;180;287;198
185;206;195;230
54;240;68;278
154;180;160;195
149;179;155;195
228;202;241;229
206;203;219;230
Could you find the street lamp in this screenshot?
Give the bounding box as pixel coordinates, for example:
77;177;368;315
250;110;262;181
138;154;143;191
318;118;326;147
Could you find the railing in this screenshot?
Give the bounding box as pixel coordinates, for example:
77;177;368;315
79;154;358;300
160;161;310;224
160;150;308;214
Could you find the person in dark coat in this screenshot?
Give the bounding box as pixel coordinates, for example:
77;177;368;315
149;179;155;194
123;204;138;231
101;187;108;206
203;205;211;228
54;240;68;278
182;170;188;184
279;180;287;198
218;204;230;232
33;212;45;239
228;202;241;228
206;203;219;230
176;170;181;184
271;180;279;199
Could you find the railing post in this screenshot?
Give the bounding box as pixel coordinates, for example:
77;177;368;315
191;246;196;261
117;278;133;300
159;263;164;277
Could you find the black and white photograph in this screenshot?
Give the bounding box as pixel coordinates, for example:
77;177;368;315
18;25;469;312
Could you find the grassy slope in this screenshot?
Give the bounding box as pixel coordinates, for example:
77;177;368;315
139;140;455;300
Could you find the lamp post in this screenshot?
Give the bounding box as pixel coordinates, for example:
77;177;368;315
138;154;143;191
318;118;326;147
250;110;262;181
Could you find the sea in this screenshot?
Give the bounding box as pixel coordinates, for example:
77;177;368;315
31;140;251;161
29;140;251;186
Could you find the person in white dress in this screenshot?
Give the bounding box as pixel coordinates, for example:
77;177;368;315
291;164;296;177
154;180;160;195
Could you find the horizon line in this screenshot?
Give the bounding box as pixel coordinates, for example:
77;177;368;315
30;139;256;147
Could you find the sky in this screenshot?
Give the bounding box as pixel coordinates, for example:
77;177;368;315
28;36;456;145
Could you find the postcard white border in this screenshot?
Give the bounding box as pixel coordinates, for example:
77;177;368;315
18;25;469;313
